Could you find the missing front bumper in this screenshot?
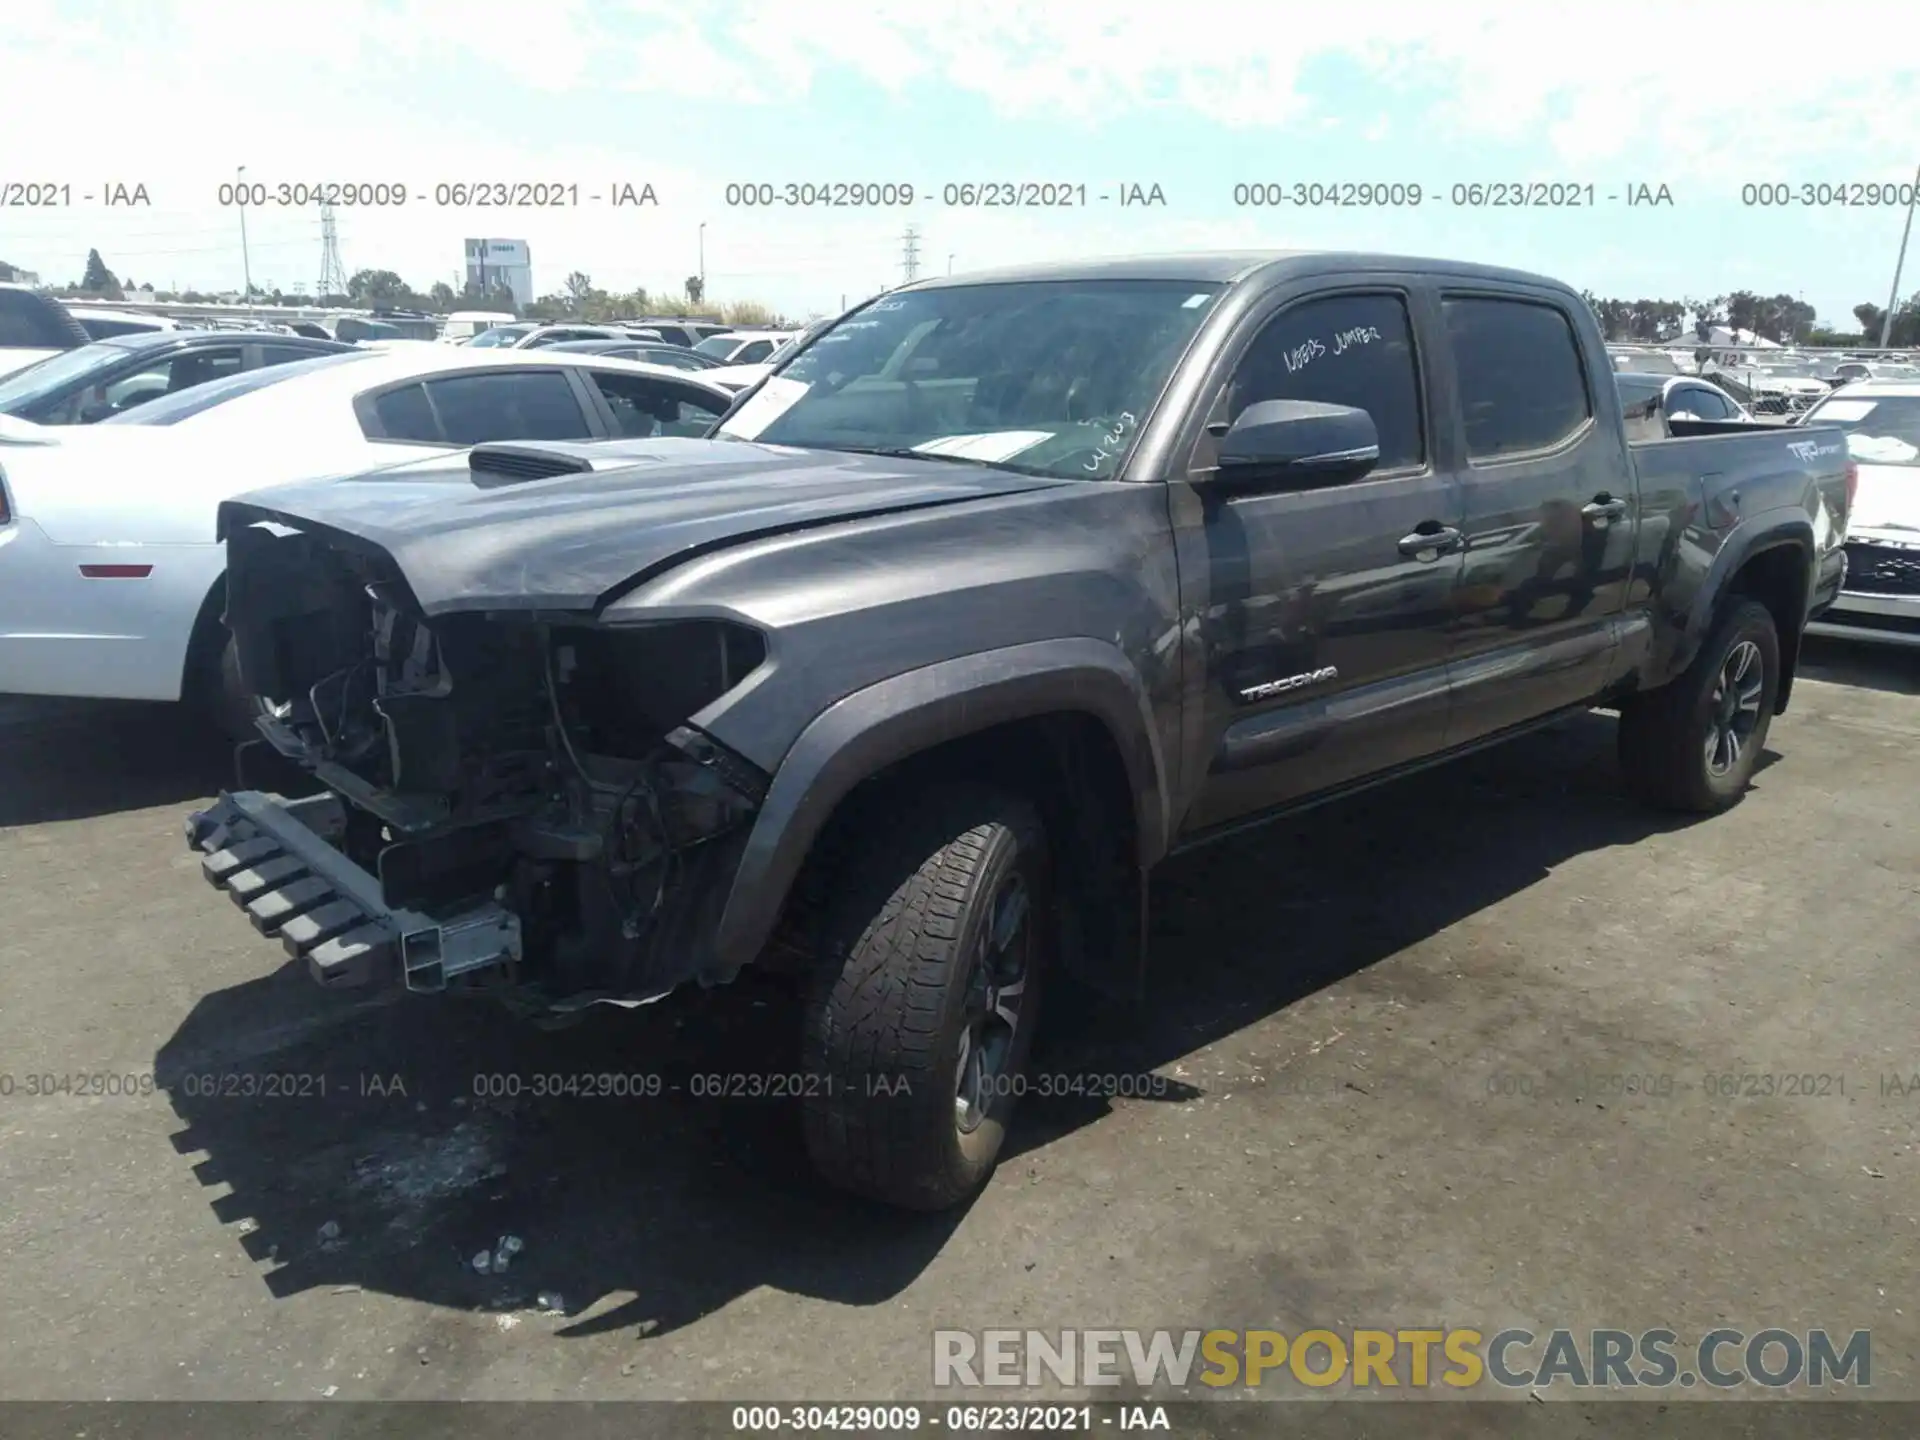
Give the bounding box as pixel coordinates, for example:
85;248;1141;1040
185;790;522;992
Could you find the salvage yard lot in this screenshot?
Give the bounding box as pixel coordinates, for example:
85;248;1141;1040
0;641;1915;1402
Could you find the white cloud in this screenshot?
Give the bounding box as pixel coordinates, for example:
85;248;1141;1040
599;0;1919;175
2;0;1913;319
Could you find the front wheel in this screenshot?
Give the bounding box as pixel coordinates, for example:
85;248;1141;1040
204;632;268;743
800;784;1051;1210
1618;598;1779;813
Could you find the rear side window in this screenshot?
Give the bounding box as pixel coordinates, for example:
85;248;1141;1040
1443;297;1592;459
733;340;775;365
1671;386;1731;420
425;370;592;444
370;383;440;441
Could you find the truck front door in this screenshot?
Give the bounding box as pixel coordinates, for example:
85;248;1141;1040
1172;283;1463;836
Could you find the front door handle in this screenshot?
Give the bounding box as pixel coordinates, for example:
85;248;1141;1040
1582;494;1629;522
1398;525;1463;559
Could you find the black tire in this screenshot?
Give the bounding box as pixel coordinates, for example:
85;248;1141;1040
203;630;266;743
1618;598;1779;813
800;783;1051;1211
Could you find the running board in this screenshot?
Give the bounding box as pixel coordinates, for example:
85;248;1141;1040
185;790;522;993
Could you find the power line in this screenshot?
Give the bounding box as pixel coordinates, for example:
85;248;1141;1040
901;225;920;284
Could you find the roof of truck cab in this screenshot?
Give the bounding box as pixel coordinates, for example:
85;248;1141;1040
903;250;1577;293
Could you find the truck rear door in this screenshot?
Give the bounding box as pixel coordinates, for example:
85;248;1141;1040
1436;290;1634;742
1172;280;1463;835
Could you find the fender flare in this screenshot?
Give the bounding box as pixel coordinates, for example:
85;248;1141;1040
1671;512;1813;679
709;637;1171;974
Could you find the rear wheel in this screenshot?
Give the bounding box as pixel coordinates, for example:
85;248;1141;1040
1618;598;1779;812
800;784;1050;1210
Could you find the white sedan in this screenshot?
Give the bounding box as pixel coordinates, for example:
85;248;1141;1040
0;346;733;730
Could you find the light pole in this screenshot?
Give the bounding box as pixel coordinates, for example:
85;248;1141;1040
698;222;707;301
236;165;253;307
947;253;954;274
1878;161;1920;350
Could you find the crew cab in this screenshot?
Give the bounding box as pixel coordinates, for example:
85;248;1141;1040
183;251;1851;1211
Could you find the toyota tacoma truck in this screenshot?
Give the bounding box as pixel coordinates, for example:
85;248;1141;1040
182;251;1853;1210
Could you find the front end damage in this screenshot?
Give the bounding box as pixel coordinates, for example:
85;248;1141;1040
186;517;771;1018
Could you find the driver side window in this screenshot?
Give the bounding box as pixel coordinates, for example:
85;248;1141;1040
75;347;246;421
1222;292;1426;472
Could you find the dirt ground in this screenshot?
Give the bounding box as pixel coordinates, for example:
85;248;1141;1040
0;637;1914;1408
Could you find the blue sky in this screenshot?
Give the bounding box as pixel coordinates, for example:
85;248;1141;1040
4;0;1917;327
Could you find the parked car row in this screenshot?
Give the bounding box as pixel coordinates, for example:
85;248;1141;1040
0;344;735;729
1607;341;1920;416
0;329;353;425
1613;352;1919;650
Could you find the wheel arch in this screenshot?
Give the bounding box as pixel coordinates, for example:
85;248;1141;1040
711;638;1171;993
179;569;230;703
1677;517;1812;714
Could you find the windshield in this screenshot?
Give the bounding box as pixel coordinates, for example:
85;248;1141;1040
694;335;744;358
1804;395;1920;467
716;279;1224;478
467;326;530;348
0;341;131;409
100;349;376;425
1615;352;1679;375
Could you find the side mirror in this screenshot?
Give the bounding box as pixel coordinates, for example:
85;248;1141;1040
1210;399;1380;489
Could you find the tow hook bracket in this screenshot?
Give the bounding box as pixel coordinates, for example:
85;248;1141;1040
402;927;445;992
186;790;523;993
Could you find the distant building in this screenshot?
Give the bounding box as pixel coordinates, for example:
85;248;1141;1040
464;238;532;308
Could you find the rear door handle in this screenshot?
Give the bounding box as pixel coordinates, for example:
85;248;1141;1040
1397;526;1463;559
1582;495;1629;522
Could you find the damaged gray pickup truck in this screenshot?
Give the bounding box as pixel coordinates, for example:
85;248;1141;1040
186;251;1851;1209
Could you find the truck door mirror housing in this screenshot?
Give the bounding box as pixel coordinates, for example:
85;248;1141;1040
1212;399;1380;488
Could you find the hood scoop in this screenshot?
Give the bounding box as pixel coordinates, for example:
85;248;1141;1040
468;444;596;487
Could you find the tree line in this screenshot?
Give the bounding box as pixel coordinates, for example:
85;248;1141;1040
11;248;1915;347
1578;287;1920;348
4;250;790;329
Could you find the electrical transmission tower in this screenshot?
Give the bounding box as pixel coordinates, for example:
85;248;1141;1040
901;226;920;284
317;204;349;300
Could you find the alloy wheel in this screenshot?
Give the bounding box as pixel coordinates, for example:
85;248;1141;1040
1704;639;1764;777
954;873;1031;1134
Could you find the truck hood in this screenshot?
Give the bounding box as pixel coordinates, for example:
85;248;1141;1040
221;438;1071;615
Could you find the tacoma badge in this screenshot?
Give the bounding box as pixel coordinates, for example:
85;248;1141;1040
1238;665;1339;702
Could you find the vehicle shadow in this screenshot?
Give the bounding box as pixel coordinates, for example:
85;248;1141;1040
1008;709;1747;1152
156;969;967;1340
0;696;230;826
1796;635;1920;697
151;709;1752;1339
